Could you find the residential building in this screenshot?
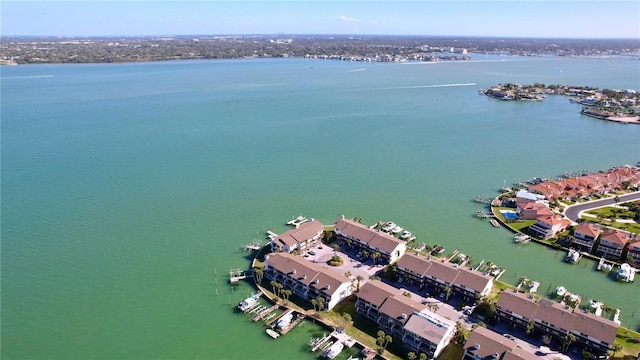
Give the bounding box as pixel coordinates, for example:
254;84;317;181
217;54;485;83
462;326;538;360
264;252;352;310
402;311;455;359
597;229;628;260
517;200;552;220
356;280;403;321
528;214;570;239
334;217;406;264
395;254;493;302
355;280;455;359
627;238;640;267
270;219;324;253
572;222;601;252
495;290;618;357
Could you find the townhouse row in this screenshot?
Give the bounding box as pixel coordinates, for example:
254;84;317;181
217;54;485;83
495;290;619;357
355;280;456;359
269;217;407;265
395;253;494;302
528;165;640;201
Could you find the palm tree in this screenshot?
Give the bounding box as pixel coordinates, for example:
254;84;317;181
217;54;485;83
270;280;277;294
444;285;452;301
284;289;292;302
311;298;317;312
345;238;352;249
355;275;364;292
384;335;392;350
362;250;370;261
407;352;417;360
419;353;427;360
562;333;576;354
526;320;535;338
253;267;263;284
316;296;325;311
344;271;352;279
427;304;439;313
612;342;623;357
372;251;381;265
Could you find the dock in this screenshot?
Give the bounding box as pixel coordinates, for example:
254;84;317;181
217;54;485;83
474;196;492;204
331;329;357;348
279;312;306;335
242;239;263;251
252;304;280;322
514;233;531;244
266;309;294;326
490;219;501;227
229;268;252;284
476;210;495;218
287;215;309;228
310;333;332;352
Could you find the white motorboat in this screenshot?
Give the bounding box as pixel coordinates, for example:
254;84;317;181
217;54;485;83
238;293;260;312
323;342;344;359
266;329;280;339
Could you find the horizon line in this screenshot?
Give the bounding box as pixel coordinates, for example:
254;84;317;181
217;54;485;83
2;33;639;41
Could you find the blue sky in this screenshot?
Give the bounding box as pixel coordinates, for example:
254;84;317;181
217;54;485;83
2;1;639;38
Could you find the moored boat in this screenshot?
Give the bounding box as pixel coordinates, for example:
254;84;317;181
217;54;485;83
275;311;294;331
556;286;566;297
266;328;280;339
617;263;636;282
238;293;261;312
323;342;344;359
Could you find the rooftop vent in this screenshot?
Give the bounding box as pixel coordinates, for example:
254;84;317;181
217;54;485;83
401;313;407;319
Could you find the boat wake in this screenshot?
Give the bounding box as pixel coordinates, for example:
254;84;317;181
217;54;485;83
376;83;476;90
3;75;55;79
346;68;367;73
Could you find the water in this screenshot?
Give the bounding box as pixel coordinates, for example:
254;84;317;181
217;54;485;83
2;56;639;359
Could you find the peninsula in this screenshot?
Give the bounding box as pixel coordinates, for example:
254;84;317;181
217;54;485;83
480;83;640;124
239;179;640;360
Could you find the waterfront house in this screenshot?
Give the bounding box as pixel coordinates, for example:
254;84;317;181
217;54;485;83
355;280;455;359
517;200;553;220
528;214;570;239
333;217;406;264
270;219;324;253
264;252;352;310
597;229;628;260
495;290;618;357
572;222;601;252
395;254;493;301
462;326;538;360
627;238;640;267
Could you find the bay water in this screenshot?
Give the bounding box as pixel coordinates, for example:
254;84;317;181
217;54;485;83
2;55;639;359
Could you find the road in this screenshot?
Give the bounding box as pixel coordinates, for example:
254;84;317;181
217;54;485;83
563;191;640;222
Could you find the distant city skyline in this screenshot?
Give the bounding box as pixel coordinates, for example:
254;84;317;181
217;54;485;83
2;1;639;39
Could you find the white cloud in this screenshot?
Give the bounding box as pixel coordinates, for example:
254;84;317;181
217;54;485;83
335;15;361;23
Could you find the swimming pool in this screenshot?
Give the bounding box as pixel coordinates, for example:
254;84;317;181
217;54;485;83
499;210;519;220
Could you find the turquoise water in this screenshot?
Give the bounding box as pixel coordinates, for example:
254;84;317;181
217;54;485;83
2;56;639;359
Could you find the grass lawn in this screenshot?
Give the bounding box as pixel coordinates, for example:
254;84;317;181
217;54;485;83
318;297;404;360
615;327;640;357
